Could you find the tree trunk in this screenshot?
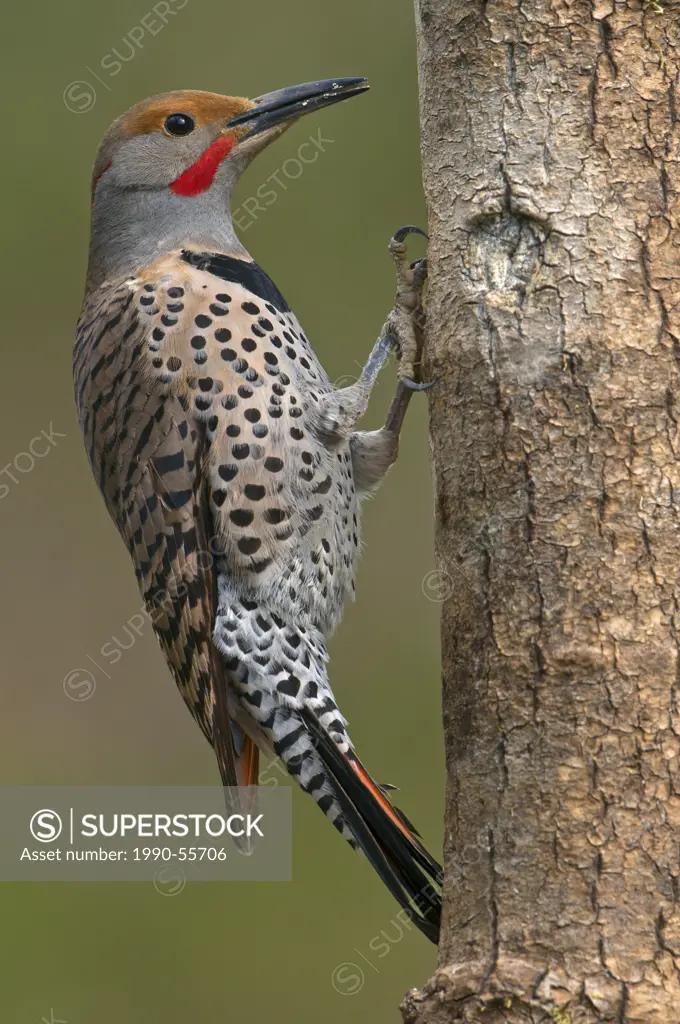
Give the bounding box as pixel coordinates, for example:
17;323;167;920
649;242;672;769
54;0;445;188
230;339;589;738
405;1;680;1021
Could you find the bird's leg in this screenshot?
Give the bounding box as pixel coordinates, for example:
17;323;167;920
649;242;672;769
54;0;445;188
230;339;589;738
313;226;430;448
349;227;431;492
385;225;430;390
312;332;395;444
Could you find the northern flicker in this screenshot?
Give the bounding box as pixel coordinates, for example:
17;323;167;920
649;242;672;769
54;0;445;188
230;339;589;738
74;79;441;940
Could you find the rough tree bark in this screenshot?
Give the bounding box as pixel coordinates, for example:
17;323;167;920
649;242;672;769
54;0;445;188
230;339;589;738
403;0;680;1021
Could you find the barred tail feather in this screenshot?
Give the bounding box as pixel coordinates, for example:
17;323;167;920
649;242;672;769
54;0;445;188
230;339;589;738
300;709;442;944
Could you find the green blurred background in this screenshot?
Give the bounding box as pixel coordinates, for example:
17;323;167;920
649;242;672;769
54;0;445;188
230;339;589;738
0;0;443;1019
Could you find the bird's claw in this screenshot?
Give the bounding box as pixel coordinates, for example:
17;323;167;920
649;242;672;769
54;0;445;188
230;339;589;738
402;375;437;392
386;227;429;388
392;225;429;244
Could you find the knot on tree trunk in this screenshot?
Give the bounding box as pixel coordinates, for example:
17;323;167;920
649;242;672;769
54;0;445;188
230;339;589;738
401;957;623;1024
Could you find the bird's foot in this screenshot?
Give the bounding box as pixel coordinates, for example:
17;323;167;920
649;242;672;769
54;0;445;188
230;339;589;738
383;226;434;390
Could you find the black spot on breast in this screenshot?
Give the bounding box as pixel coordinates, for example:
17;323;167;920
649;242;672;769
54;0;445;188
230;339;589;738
166;356;181;372
198;377;213;391
278;675;301;697
244;484;265;501
308;506;323;521
152;327;164;342
221;348;237;361
215;328;232;342
219;465;238;482
209;304;228;316
230;509;254;527
242;338;257;352
213;490;226;507
238;537;262;555
301;452;313;465
249;559;271;574
191;336;205;349
264;352;278;366
226;424;241;437
222;394;238;409
167;302;184;313
313;475;332;494
232;444;250;459
245;408;260;423
290;428;304;441
252;424;268;438
264;508;288;524
264;457;283;473
168;287;184;298
195;314;212;328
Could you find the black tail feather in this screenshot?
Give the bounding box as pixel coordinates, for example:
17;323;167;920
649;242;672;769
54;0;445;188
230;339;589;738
301;710;442;943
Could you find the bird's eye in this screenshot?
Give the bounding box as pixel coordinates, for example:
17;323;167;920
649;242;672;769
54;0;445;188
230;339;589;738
164;113;195;137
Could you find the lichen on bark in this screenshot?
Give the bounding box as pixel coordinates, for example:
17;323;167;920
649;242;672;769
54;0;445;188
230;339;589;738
408;0;680;1020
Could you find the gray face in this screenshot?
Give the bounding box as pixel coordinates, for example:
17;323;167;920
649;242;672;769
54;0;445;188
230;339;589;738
85;80;368;290
104;122;220;190
87;114;259;289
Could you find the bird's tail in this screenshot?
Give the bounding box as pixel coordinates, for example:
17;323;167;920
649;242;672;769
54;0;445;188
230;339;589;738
298;708;442;943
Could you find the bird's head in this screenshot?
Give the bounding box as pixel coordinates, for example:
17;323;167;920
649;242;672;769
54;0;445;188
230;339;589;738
87;79;368;287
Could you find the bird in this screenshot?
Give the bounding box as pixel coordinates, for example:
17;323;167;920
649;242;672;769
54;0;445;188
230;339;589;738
73;78;441;940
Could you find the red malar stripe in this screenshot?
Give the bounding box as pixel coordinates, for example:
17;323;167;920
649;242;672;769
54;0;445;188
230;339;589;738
169;136;236;197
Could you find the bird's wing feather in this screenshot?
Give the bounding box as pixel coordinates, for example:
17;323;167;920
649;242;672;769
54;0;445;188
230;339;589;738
74;276;240;785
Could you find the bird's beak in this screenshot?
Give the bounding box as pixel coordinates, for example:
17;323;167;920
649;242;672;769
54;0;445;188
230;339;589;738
226;77;369;136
